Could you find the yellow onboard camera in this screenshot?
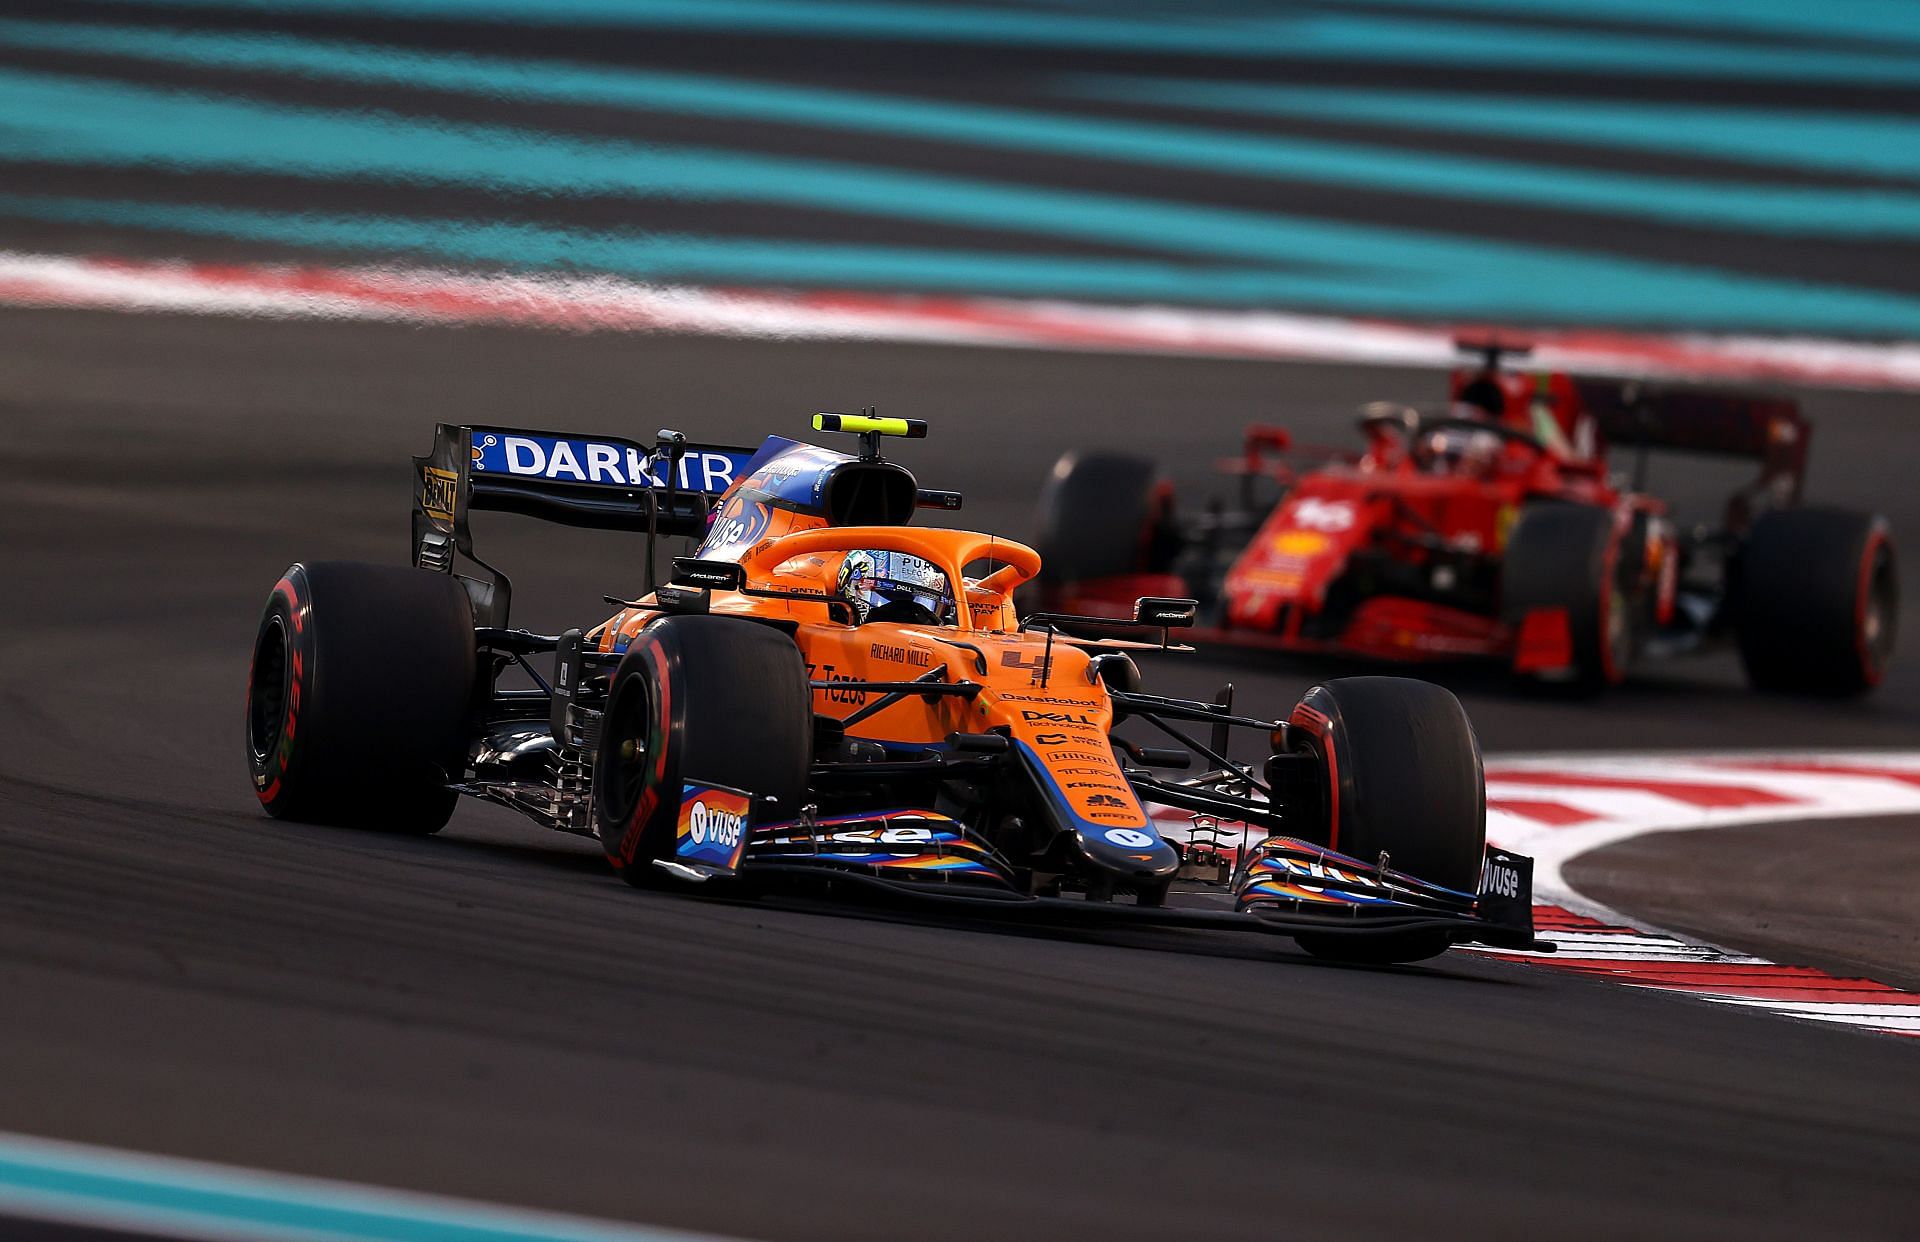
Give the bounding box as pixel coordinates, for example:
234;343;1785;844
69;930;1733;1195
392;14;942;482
813;409;928;461
812;411;928;439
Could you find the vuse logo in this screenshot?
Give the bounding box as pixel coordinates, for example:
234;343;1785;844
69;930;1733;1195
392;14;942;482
687;798;745;848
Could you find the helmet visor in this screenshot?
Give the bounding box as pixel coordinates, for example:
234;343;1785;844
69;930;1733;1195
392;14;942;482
837;550;955;624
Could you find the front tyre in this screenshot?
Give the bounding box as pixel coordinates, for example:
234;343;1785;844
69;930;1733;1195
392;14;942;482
1281;676;1486;964
245;562;474;833
594;616;811;886
1502;503;1632;691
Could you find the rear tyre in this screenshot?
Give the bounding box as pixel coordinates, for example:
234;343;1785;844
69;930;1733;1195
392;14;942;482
1281;677;1485;964
1502;503;1630;691
245;562;474;833
594;616;811;887
1737;507;1897;695
1032;452;1177;597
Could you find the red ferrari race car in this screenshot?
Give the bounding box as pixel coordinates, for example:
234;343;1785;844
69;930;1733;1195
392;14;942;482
1034;342;1897;693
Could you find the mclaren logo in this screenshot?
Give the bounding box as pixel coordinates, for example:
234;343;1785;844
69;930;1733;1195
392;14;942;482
421;467;458;524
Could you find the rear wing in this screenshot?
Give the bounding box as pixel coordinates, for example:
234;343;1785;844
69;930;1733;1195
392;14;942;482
411;423;755;626
1572;378;1809;518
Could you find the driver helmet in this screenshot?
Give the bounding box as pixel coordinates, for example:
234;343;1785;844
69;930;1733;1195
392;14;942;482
1421;421;1504;476
1456;378;1507;420
836;550;955;625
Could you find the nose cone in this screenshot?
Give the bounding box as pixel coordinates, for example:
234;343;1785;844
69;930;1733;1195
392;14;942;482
1076;826;1180;879
1007;737;1179;880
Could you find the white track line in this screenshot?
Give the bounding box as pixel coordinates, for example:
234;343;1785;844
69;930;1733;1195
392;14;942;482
4;251;1920;389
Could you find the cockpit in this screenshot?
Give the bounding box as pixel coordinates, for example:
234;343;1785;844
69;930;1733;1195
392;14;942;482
834;549;958;626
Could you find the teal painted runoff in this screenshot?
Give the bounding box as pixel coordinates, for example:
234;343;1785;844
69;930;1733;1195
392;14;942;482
2;20;1915;238
0;1129;739;1242
91;0;1920;83
1063;76;1920;183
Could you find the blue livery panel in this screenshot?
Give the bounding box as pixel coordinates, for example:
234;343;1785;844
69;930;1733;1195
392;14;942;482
1012;740;1180;880
469;429;755;496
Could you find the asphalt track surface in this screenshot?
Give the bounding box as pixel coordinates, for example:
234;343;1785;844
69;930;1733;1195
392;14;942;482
6;306;1920;1242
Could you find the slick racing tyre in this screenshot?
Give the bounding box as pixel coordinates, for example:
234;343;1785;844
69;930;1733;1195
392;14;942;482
246;562;475;833
1032;451;1179;598
594;616;810;887
1281;677;1485;964
1737;507;1897;696
1502;502;1632;691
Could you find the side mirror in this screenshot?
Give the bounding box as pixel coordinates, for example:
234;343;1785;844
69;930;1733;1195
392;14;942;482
671;557;747;591
1133;597;1199;628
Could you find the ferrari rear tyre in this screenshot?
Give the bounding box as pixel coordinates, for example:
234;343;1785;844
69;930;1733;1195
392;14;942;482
1282;677;1485;964
245;561;474;833
594;616;811;887
1737;507;1897;695
1032;452;1177;595
1502;503;1631;691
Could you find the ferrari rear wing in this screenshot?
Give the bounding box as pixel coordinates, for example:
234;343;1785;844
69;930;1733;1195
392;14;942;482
410;423;755;626
1573;378;1808;507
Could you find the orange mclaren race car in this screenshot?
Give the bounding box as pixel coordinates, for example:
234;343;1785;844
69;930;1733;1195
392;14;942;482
1034;342;1896;694
244;415;1545;964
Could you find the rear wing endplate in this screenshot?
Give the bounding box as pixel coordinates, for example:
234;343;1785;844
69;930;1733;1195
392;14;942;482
410;423;755;626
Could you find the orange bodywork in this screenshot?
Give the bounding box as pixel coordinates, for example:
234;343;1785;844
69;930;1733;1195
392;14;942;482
594;525;1153;836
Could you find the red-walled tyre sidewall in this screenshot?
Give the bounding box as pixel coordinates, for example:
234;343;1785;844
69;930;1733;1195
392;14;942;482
1502;502;1630;691
1738;508;1897;695
245;561;474;832
594;616;810;886
1284;677;1485;965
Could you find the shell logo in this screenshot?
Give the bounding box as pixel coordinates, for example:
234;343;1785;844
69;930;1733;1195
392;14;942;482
1271;530;1330;557
1495;504;1519;551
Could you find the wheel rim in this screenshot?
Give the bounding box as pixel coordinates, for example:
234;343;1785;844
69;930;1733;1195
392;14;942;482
247;615;288;765
1862;545;1898;676
1603;588;1630;680
600;672;656;829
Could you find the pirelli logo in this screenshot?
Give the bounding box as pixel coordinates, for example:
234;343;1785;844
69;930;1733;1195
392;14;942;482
421;466;458;525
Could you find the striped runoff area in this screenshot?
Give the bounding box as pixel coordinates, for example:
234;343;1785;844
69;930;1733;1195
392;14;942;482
6;250;1918;390
0;3;1917;336
1494;905;1920;1039
1151;753;1920;1039
1486;754;1920;1038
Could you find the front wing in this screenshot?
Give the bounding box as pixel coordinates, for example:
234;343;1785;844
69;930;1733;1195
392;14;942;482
692;806;1548;954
